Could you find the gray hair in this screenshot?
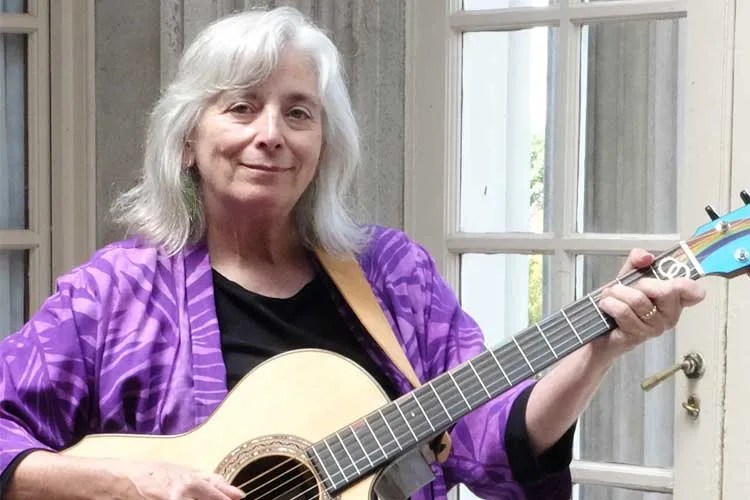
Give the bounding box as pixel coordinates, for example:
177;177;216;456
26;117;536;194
112;7;366;256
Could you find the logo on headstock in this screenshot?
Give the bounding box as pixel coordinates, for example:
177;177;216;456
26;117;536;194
655;257;691;280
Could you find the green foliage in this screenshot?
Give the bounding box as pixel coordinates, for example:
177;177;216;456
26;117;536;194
530;134;545;211
528;133;545;324
528;254;543;324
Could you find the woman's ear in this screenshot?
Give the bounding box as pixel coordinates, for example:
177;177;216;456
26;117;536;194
182;140;196;169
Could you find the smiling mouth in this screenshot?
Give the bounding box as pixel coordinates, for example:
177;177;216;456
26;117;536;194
241;163;291;172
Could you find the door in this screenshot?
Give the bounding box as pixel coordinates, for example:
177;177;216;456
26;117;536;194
406;0;734;497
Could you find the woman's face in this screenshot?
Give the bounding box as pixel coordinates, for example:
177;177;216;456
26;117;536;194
188;48;324;222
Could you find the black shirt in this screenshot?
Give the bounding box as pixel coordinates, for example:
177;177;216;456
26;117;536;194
213;268;399;400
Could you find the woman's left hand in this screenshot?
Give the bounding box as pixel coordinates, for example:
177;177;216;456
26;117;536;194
595;248;706;357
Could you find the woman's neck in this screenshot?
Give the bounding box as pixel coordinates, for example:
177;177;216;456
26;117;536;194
205;214;315;298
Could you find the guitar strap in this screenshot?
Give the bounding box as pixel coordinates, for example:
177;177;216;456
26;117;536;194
315;249;452;463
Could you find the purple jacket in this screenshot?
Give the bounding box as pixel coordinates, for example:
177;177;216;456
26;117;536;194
0;226;571;499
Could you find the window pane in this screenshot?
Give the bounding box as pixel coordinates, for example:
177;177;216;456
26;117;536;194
575;254;675;468
0;34;27;230
574;484;671;500
578;19;683;233
464;0;554;8
0;250;28;337
460;253;550;346
460;252;549;500
461;28;556;233
0;0;26;14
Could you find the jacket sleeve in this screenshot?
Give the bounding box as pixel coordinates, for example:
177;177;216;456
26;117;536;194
411;241;572;498
0;269;98;482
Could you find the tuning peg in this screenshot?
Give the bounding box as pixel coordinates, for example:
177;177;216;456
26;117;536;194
705;205;720;221
741;190;750;205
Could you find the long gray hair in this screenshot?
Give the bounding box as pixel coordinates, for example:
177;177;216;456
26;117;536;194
112;7;366;255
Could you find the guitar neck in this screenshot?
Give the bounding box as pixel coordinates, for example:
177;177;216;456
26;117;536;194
308;242;704;493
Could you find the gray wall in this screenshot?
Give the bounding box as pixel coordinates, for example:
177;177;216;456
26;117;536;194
95;0;405;246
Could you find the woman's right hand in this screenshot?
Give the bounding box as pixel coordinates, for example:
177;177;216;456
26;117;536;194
7;451;245;500
104;458;245;499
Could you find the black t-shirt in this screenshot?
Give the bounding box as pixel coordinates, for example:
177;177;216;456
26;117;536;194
213;268;399;400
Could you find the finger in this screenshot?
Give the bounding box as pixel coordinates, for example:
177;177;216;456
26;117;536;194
618;248;655;276
598;294;653;335
207;474;244;499
603;283;658;321
673;277;706;307
184;480;235;500
629;278;680;328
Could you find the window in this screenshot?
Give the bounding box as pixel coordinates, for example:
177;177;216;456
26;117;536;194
0;0;95;339
0;0;50;336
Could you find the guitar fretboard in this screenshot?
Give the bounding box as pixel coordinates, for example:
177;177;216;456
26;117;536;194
307;243;702;493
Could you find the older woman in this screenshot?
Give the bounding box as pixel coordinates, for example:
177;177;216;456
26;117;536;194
0;7;703;500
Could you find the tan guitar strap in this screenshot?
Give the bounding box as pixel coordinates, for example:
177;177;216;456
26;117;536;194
315;249;452;463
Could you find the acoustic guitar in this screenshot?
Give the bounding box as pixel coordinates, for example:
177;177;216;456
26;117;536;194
63;195;750;500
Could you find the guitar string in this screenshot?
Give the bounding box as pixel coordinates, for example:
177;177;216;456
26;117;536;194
233;286;611;496
236;265;695;497
253;304;612;499
235;286;624;499
235;268;679;498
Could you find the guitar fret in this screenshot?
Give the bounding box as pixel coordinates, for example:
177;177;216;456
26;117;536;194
349;425;374;468
412;392;435;432
588;294;609;327
335;433;360;475
467;359;491;399
323;440;349;482
364;417;387;458
378;409;403;450
310;444;337;489
535;323;558;359
488;348;512;385
560;309;583;344
394;402;419;441
512;337;534;371
429;383;453;419
447;371;471;409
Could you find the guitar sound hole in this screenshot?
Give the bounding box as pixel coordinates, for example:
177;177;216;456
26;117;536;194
233;455;320;500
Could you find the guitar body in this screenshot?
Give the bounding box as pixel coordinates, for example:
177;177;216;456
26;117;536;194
64;350;392;499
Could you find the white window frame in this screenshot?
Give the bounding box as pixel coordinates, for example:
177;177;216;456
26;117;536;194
0;0;95;319
0;0;50;314
405;0;732;496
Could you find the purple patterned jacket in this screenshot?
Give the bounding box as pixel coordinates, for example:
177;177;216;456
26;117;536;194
0;226;571;499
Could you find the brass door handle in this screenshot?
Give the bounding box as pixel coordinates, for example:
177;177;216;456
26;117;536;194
640;352;704;391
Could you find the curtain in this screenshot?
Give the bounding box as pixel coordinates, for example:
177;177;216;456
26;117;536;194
578;18;682;500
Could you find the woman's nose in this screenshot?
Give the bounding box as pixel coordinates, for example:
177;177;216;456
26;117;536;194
253;108;284;150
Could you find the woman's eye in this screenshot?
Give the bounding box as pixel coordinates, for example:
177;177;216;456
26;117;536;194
289;108;312;120
228;102;253;114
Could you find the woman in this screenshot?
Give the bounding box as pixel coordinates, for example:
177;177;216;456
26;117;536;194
0;7;704;500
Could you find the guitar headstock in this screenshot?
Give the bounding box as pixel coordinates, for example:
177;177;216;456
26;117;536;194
687;190;750;278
